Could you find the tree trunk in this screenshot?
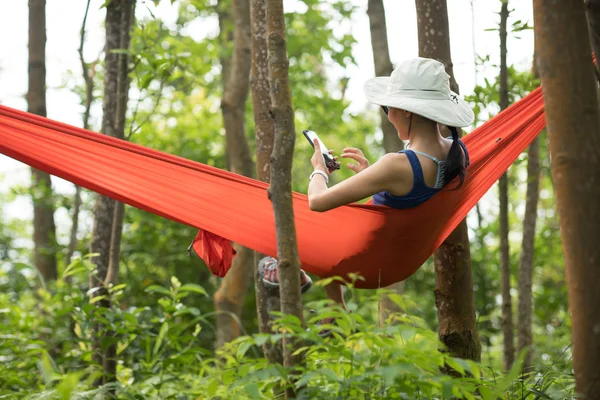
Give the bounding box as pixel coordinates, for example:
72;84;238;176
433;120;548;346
367;0;405;325
498;0;515;372
89;0;134;387
67;0;94;268
214;0;255;349
498;172;514;370
415;0;481;362
28;0;57;283
266;0;304;394
367;0;403;153
516;52;542;375
517;136;540;373
250;0;283;365
533;0;600;396
66;186;82;266
415;0;458;93
585;1;600;79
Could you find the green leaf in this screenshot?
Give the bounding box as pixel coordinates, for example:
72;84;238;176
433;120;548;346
442;381;454;398
478;386;495;400
89;295;107;304
139;74;153;90
445;357;465;376
193;323;202;337
153;321;169;356
109;283;127;293
56;372;85;400
179;283;208;296
145;285;172;297
496;351;526;392
37;353;59;385
320;367;340;382
207;379;219;397
171;276;181;290
237;341;251;359
246;383;260;399
123;313;138;325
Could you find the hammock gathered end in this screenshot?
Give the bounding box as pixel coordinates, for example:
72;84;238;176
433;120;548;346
0;88;545;288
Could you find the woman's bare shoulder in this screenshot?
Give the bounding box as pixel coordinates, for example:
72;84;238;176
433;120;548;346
375;152;415;195
378;152;413;178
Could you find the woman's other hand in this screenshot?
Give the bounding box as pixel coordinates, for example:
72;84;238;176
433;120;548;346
341;148;370;174
311;139;336;174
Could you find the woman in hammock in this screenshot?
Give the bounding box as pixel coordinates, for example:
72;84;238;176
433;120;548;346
260;57;474;333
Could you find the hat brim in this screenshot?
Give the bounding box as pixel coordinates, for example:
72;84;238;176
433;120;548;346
363;77;474;128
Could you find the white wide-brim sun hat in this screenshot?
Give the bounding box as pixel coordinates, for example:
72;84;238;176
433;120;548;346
363;57;474;128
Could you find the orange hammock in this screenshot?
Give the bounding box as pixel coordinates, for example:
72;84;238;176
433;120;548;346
0;87;545;289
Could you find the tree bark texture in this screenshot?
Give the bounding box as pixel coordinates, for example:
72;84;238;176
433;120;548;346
498;0;515;372
585;0;600;79
517;136;540;373
66;186;82;266
534;1;600;396
367;0;403;153
89;0;134;387
67;0;94;269
214;0;255;349
367;0;405;325
433;226;481;361
415;0;459;93
498;174;514;369
28;0;57;283
415;0;481;361
266;0;305;384
250;0;283;365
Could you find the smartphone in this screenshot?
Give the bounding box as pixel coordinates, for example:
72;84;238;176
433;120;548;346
302;129;340;171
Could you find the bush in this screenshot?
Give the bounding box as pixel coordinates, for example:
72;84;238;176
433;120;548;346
0;260;574;399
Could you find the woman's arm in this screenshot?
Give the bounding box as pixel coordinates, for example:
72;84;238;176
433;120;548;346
308;153;408;212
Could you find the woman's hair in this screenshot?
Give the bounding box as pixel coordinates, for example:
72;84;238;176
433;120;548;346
444;126;466;189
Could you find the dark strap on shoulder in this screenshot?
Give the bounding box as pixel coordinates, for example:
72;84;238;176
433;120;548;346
399;149;425;186
457;139;470;167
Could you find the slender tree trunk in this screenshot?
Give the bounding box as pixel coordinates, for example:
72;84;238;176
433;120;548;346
498;173;514;366
367;0;405;325
415;0;481;362
28;0;57;283
67;0;94;268
266;1;304;395
533;1;600;396
517;53;542;375
66;186;82;266
214;0;255;349
498;0;515;371
415;0;458;92
367;0;403;153
250;0;283;365
517;135;540;373
89;0;134;387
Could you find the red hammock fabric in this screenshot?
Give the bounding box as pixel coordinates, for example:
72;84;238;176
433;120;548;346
0;87;545;288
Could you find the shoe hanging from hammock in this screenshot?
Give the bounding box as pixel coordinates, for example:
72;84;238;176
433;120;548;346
0;87;545;288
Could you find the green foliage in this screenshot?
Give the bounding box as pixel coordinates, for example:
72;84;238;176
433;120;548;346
0;267;575;399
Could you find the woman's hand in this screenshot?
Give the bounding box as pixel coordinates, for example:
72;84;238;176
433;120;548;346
341;147;370;174
311;139;337;174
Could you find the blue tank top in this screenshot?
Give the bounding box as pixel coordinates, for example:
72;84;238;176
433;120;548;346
373;139;469;209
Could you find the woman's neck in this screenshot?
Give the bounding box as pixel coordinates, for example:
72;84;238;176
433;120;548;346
407;123;444;150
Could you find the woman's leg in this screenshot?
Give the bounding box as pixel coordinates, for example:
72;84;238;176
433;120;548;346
324;282;347;310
